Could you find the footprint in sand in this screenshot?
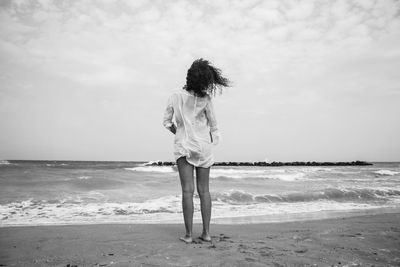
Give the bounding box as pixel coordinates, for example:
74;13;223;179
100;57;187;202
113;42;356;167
212;234;231;242
294;247;308;253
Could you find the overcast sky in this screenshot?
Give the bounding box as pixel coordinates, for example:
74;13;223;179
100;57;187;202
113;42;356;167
1;0;399;162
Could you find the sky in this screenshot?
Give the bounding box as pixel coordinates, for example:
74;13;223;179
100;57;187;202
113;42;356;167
0;0;399;162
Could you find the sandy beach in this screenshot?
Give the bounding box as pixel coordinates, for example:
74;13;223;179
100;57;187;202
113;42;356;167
1;213;399;267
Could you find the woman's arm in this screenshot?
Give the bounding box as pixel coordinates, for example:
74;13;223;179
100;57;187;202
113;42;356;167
163;95;176;134
205;96;220;145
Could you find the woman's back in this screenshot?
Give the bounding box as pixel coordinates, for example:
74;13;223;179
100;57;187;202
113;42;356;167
163;88;219;167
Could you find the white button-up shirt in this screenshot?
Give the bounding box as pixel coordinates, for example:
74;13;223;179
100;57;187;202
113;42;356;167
163;88;220;168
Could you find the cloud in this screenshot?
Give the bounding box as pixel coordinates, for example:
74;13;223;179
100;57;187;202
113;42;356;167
0;0;400;160
286;1;314;20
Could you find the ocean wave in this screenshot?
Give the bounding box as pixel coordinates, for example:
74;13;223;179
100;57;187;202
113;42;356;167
210;169;305;181
210;169;265;178
77;176;92;180
123;165;360;181
2;191;399;226
142;160;162;166
0;195;184;226
374;170;400;176
62;176;124;190
0;160;12;165
268;173;305;181
296;167;334;172
45;163;70;167
126;166;308;180
125;166;176;173
212;188;400;204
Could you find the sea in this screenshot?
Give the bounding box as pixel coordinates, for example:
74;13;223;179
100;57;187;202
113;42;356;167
1;160;400;227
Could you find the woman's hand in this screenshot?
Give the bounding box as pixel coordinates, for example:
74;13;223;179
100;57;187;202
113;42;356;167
169;124;176;135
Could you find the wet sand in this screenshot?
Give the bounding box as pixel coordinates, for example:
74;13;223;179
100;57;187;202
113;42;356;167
1;213;399;266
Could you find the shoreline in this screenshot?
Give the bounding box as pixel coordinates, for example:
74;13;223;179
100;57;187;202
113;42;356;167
1;212;399;266
2;206;400;228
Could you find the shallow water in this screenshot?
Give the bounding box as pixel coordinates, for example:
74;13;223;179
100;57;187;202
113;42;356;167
1;160;399;226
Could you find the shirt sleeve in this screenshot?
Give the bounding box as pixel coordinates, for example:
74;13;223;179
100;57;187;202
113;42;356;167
205;96;221;145
163;95;174;129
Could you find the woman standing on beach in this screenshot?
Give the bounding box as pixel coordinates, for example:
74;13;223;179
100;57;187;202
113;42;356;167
163;59;230;243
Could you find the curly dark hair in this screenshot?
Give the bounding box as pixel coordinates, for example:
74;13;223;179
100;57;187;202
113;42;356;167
184;58;230;97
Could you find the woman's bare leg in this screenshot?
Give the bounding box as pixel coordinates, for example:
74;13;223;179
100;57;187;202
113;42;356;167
177;157;194;243
196;166;212;241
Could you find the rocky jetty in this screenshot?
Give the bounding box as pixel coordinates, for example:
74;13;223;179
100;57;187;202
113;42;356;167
146;160;372;166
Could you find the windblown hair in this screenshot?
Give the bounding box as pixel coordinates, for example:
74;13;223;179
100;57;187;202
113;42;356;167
185;58;230;97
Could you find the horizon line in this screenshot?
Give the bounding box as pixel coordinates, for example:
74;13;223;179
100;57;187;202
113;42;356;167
2;159;399;163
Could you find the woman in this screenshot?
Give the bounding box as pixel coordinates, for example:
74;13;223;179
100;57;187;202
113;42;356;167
163;58;230;243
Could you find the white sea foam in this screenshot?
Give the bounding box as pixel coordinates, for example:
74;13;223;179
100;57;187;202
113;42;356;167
210;168;305;181
126;165;333;180
124;166;176;173
0;195;182;226
142;160;161;166
210;200;397;222
210;168;266;178
0;160;11;165
2;187;399;227
267;173;305;181
2;192;398;226
298;167;333;172
77;176;92;180
374;170;400;176
213;188;400;204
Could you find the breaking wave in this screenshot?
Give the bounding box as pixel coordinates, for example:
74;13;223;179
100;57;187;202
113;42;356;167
210;168;305;181
2;187;400;226
213;188;400;204
374;170;400;176
0;160;12;165
77;176;92;180
125;166;176;173
124;166;307;181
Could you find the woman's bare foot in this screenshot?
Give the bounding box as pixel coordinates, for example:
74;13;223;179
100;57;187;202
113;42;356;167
199;233;212;242
179;235;193;243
